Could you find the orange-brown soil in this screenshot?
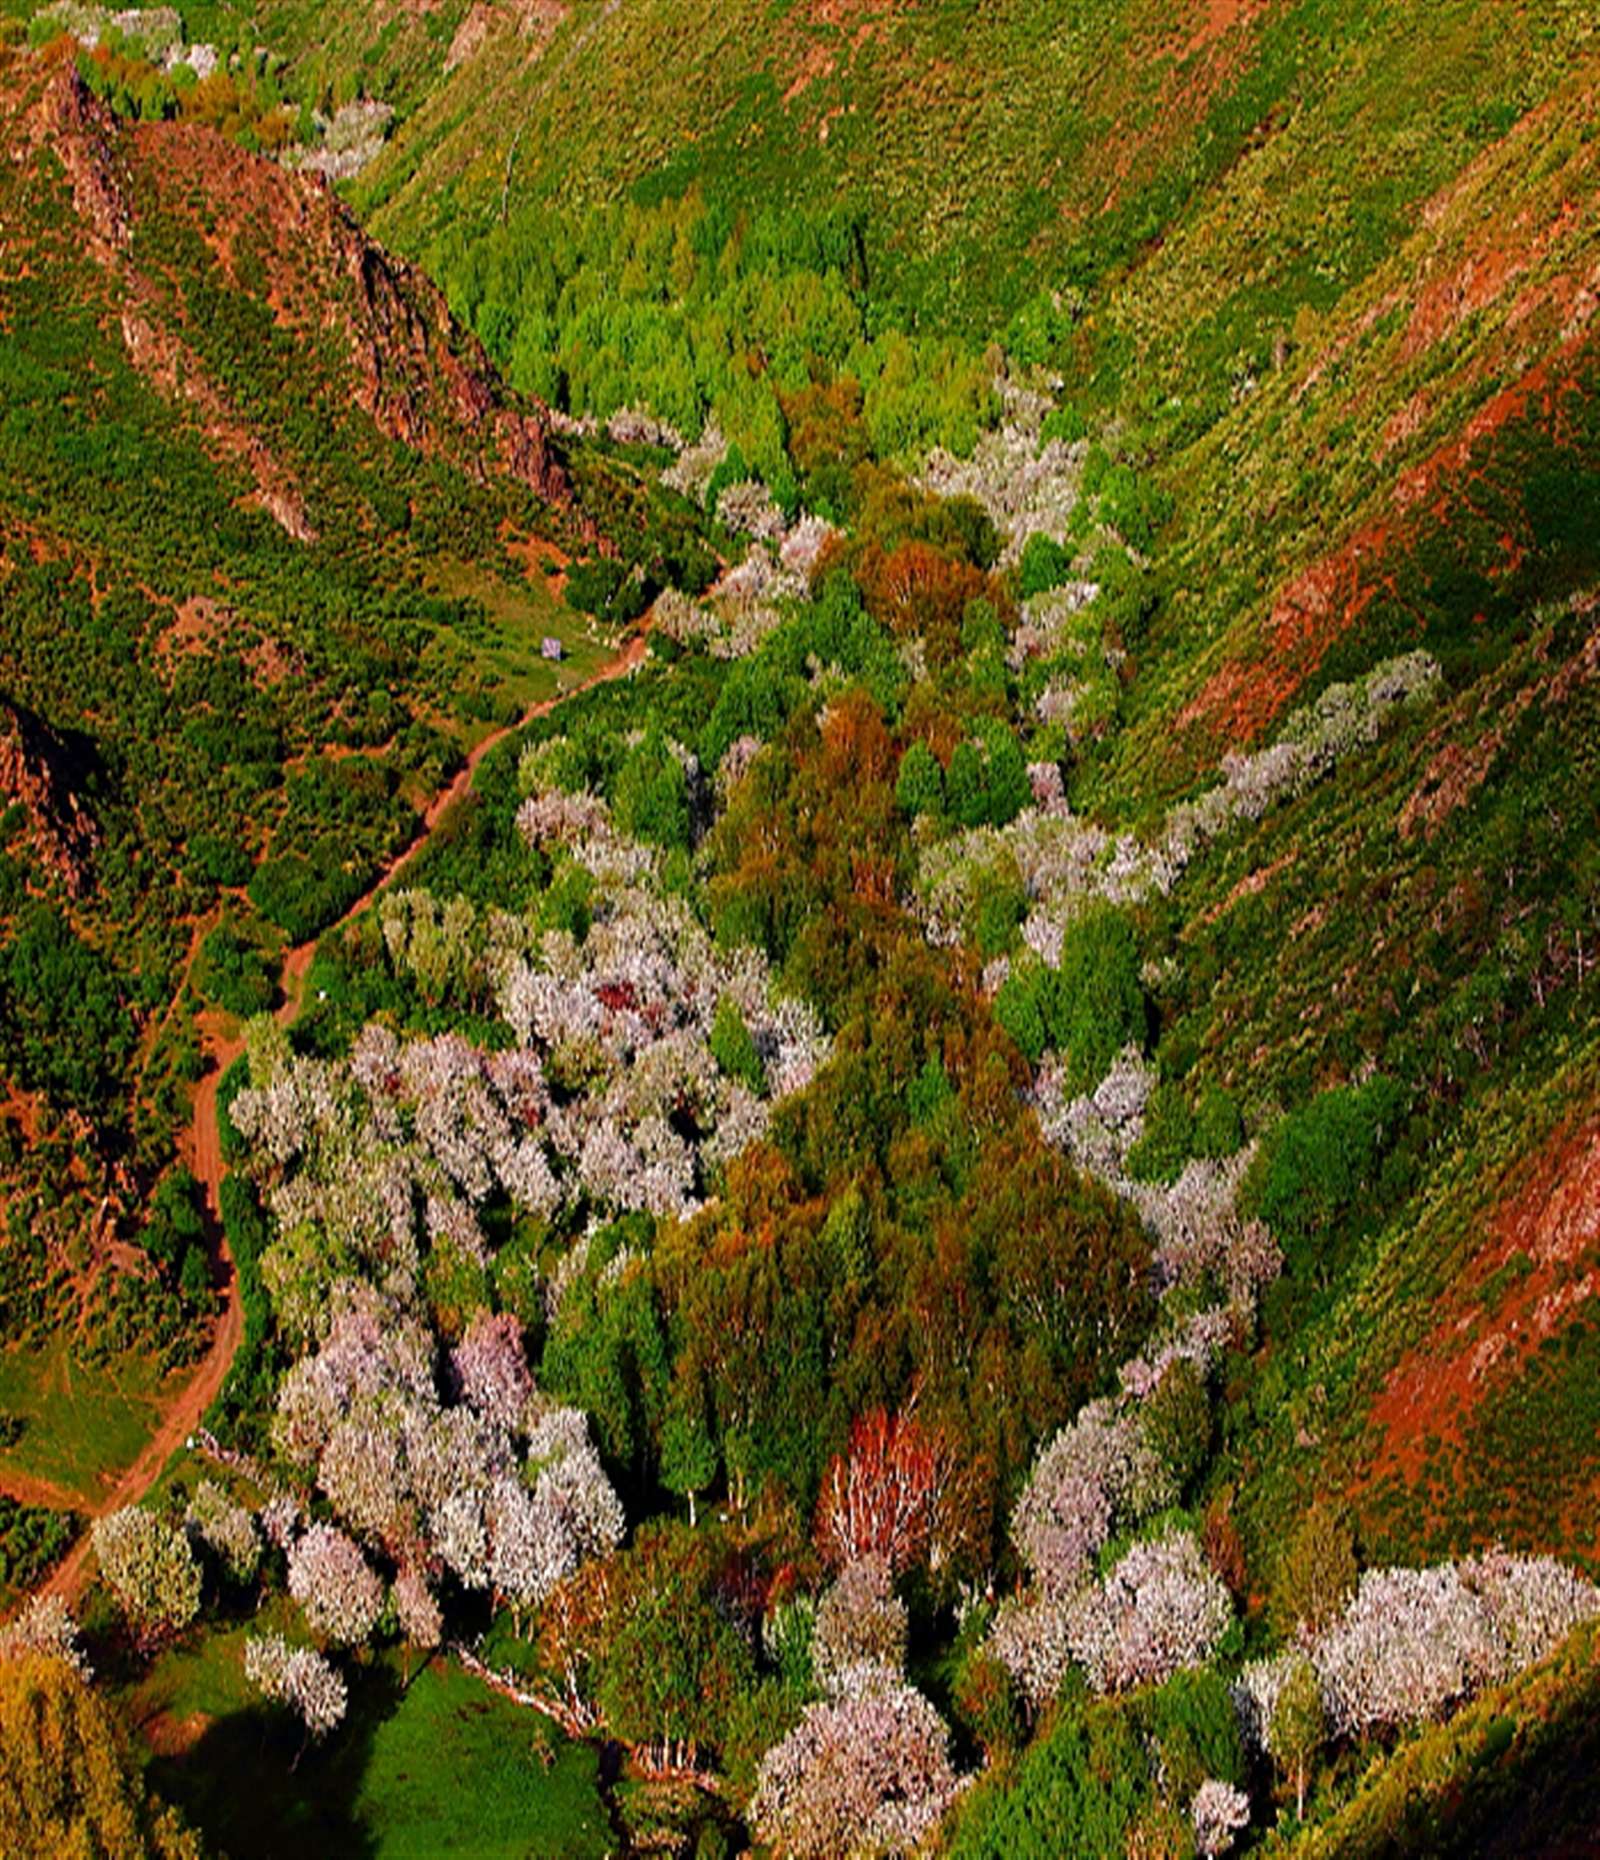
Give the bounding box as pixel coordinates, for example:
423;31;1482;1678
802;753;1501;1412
1362;1111;1600;1511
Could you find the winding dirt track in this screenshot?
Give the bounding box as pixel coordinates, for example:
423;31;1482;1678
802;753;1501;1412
29;629;649;1607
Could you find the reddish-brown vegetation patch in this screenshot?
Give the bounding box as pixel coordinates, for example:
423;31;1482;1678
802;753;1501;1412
448;0;565;71
1364;1112;1600;1499
1181;337;1593;751
119;303;318;543
1179;0;1268;62
154;595;233;676
1177;519;1392;747
1400;622;1600;841
783;41;838;105
1196;848;1296;927
504;523;571;594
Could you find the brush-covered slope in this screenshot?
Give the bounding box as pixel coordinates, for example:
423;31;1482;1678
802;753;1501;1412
0;41;622;1358
333;0;1600;778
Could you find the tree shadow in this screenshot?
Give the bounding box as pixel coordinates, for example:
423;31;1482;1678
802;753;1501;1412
149;1658;403;1860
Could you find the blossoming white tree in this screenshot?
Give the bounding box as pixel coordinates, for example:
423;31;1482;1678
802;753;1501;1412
750;1664;961;1859
1063;1530;1233;1694
245;1633;348;1747
287;1524;384;1647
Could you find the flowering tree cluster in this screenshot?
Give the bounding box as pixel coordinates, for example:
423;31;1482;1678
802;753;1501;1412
272;1282;624;1638
991;1525;1234;1711
917;386;1082;564
92;1506;202;1641
914;652;1443;959
1062;1530;1233;1694
452;1309;533;1435
809;1556;908;1694
750;1662;962;1859
1235;1547;1600;1793
233;802;827;1269
660;416;727;504
1010;1398;1169;1600
244;1633;348;1741
1032;1049;1279;1314
1237;1552;1600;1761
392;1563;443;1663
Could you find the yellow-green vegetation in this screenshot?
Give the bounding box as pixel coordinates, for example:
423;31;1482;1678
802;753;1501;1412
0;1652;204;1860
0;1337;178;1503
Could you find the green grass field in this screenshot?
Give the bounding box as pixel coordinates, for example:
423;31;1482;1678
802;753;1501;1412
423;555;618;721
0;1335;177;1504
137;1637;613;1860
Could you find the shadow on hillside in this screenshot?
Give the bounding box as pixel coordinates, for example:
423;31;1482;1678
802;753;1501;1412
150;1662;402;1860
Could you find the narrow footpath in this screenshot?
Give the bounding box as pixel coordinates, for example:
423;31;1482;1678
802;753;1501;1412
28;628;650;1606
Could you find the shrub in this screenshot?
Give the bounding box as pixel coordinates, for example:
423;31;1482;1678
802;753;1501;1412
1250;1076;1407;1271
1269;1503;1357;1641
91;1508;202;1640
613;731;692;849
1052;909;1145;1093
895;740;945;818
1191;1083;1244;1160
566;555;651;626
1019;532;1073;600
0;906;133;1114
1125;1080;1193;1183
751;1667;960;1860
710;996;765;1094
186;832;253;889
1041;404;1088;445
196;925;274;1017
1138;1359;1211;1500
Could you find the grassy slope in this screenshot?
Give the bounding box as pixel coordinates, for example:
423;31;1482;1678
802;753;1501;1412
0;1338;176;1502
331;0;1600;773
131;1631;611;1859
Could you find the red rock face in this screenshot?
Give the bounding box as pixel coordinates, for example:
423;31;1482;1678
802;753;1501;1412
10;58;586;536
0;700;100;898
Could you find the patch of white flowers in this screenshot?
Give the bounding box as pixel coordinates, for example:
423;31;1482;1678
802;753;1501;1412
915;652;1443;957
245;1633;348;1739
1237;1554;1600;1748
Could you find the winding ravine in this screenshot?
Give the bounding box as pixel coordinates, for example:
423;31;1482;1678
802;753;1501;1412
28;626;650;1606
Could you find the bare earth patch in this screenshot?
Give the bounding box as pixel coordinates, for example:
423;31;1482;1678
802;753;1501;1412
140;1708;213;1757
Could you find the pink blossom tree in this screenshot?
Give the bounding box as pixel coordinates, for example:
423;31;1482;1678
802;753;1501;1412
245;1633;348;1752
750;1665;961;1859
452;1310;534;1437
287;1524;384;1647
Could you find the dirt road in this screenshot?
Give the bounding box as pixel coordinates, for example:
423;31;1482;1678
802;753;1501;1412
24;628;649;1607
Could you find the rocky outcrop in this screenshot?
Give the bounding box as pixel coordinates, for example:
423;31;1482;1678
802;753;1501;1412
0;700;99;898
8;54;586;536
34;62;129;254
